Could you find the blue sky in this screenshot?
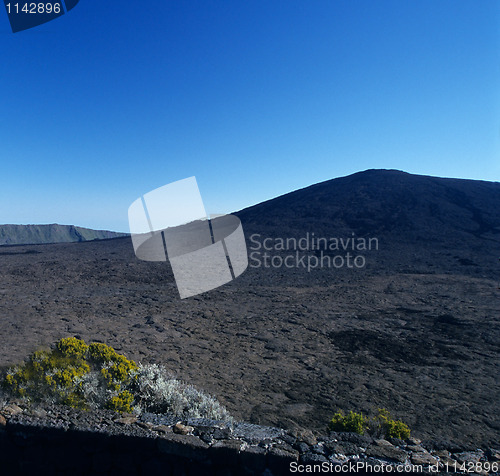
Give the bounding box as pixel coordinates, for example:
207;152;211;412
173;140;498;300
1;0;499;232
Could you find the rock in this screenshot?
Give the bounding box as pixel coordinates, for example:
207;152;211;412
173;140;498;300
199;432;213;444
374;439;394;447
407;445;426;452
433;449;450;458
325;441;362;456
0;414;6;428
152;424;171;434
486;448;500;462
211;439;243;466
290;428;317;446
212;427;231;440
136;421;153;430
411;452;438;466
114;416;138;425
300;452;328;464
330;431;373;447
29;408;47;419
258;438;274;448
311;443;325;455
232;422;285;444
388;438;406;447
2;403;23;417
329;458;346;468
407;437;422;445
267;446;300;468
295;442;310;454
275;442;295;454
186;417;232;433
140;413;180;427
157;433;209;461
238;445;267;473
438;454;457;469
366;440;408;463
173;423;193;435
454;450;484;464
281;434;297;446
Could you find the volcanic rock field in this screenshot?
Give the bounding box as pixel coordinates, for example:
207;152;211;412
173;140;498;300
1;170;499;448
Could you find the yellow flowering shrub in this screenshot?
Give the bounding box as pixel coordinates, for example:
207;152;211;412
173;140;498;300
1;337;232;421
106;390;134;413
2;337;137;412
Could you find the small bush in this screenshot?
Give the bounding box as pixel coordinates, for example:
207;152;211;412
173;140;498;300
130;363;232;421
372;408;411;439
3;339;92;409
328;408;410;439
1;337;231;421
328;410;368;434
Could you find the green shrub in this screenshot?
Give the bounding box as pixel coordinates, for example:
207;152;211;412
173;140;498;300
328;408;411;439
328;410;368;434
1;337;232;421
372;408;411;439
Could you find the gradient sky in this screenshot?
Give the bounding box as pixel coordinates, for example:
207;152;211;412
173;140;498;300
1;1;499;232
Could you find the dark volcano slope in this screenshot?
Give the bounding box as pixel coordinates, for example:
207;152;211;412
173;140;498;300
0;170;499;447
236;169;500;278
237;169;500;239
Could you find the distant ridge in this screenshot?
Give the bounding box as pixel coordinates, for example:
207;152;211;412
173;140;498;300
0;224;128;246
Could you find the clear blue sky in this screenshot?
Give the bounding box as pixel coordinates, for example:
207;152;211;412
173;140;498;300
1;1;499;232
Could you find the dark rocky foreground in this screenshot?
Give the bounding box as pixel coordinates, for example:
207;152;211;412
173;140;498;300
1;400;499;475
